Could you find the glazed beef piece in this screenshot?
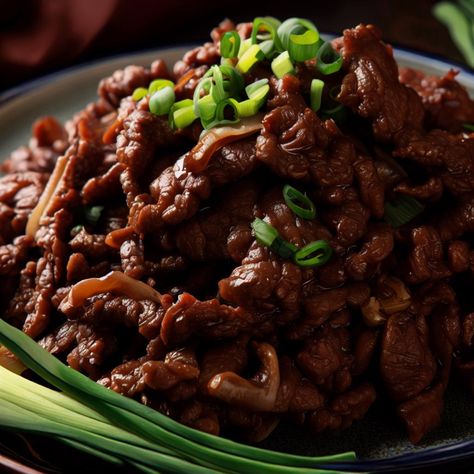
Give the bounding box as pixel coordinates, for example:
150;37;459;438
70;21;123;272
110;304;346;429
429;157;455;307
131;138;258;234
337;24;425;142
5;17;474;446
400;68;474;131
2;116;67;174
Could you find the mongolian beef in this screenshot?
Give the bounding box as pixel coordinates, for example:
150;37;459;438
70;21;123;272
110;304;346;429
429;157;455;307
2;17;474;446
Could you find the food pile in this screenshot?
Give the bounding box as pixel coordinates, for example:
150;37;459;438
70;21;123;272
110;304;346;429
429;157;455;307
2;17;474;445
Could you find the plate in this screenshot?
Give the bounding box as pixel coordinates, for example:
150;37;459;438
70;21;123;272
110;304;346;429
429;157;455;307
1;43;474;473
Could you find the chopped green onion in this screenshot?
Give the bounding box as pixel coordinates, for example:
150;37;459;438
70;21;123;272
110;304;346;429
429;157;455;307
169;99;197;129
197;94;217;122
246;78;269;97
148;79;175;95
149;86;175;116
316;42;343;75
277;18;319;62
85;205;104;225
0;317;357;471
251;217;279;247
288;30;322;62
294;240;332;267
193;77;213;116
237;38;253;58
251;17;281;44
201;98;239;129
310;79;324;112
271;237;298;259
236;44;265;73
283;185;316;219
384;195;424;227
463;123;474;131
218;64;245;98
221;31;241;58
132;87;148;101
251;218;298;259
271;51;295;78
251;17;282;55
259;39;276;58
236;80;270;117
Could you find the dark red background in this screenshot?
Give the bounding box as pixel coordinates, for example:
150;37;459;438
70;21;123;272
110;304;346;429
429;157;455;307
0;0;467;92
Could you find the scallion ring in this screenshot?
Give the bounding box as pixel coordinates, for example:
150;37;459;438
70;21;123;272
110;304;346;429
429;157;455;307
288;30;322;62
294;240;333;267
201;98;239;129
236;44;265;73
310;79;324;113
271;237;298;259
271;51;295;79
251;218;279;247
148;79;175;95
149;86;175;116
463;123;474;131
169;99;197;129
277;18;320;62
236;80;270;117
316;42;343;75
220;31;241;59
283;185;316;219
132;87;147;101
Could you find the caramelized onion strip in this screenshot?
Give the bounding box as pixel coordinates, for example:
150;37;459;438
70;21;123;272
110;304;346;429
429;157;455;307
26;154;69;237
59;271;163;313
183;115;263;173
207;342;280;412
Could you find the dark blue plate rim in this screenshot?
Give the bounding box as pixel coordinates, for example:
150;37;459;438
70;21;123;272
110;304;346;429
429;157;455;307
1;39;474;473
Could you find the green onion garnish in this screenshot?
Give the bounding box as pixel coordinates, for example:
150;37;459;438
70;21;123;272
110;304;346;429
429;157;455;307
283;185;316;219
250;17;282;57
85;205;104;225
316;42;343;75
251;217;279;247
272;237;298;259
220;31;241;59
236;79;270;117
251;218;298;260
236;44;265;73
271;51;295;78
237;38;253;58
169;99;197;129
132;87;148;101
148;79;175;95
251;17;282;45
463;123;474;131
293;240;332;267
310;79;324;112
288;30;322;63
277;18;320;62
384;195;424;227
149;86;176;116
201;98;239;129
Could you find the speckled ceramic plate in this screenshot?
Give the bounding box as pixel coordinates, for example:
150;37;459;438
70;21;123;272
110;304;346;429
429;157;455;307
1;43;474;474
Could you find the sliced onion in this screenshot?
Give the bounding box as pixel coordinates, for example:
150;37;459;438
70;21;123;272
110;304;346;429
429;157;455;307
207;342;280;412
59;271;163;313
0;345;26;374
183;114;263;173
26;154;69;237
